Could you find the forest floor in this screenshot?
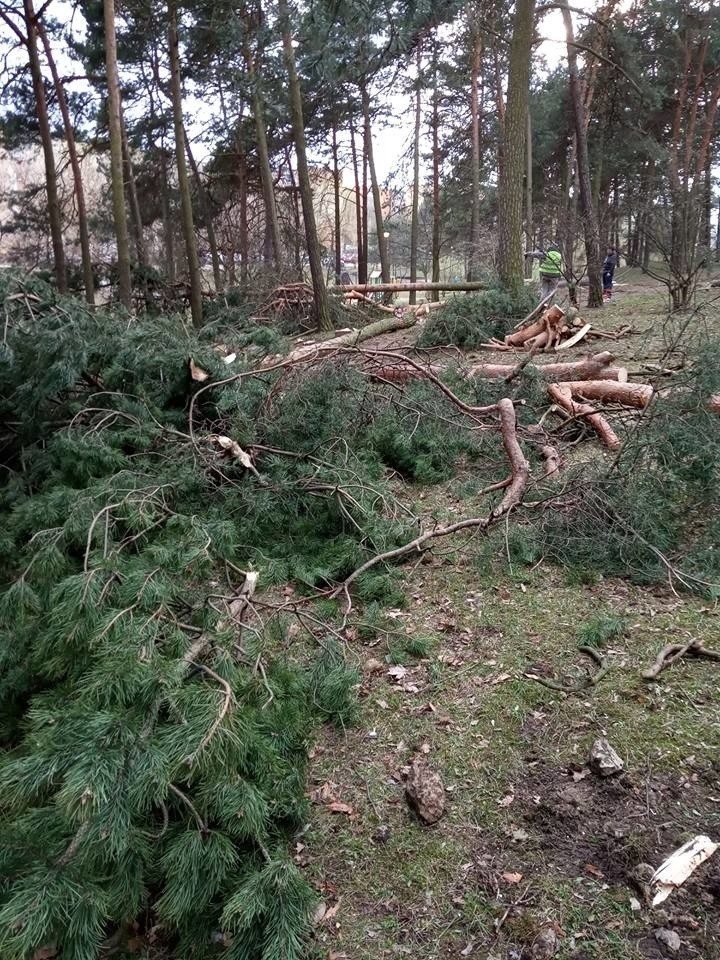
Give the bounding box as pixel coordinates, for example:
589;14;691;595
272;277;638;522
298;277;720;960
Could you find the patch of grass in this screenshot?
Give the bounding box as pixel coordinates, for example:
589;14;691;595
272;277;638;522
576;612;629;648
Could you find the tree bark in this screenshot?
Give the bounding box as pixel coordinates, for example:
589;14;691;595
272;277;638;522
468;18;482;282
525;107;533;277
468;352;624;382
497;0;536;296
237;137;249;284
242;4;282;268
409;43;422;304
184;130;223;292
560;0;603;307
159;147;176;283
431;41;441;284
278;0;332;331
103;0;132;308
22;0;66;292
556;379;652;408
119;105;147;270
338;281;487;294
349;118;365;284
361;81;390;284
362;127;369;283
37;21;93;302
331;121;342;282
168;0;203;328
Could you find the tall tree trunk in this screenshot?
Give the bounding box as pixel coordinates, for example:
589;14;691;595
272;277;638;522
238;138;249;283
560;0;603;307
286;152;303;276
159;146;176;283
168;0;203;328
432;41;441;284
119;105;147;269
361;81;390;283
278;0;332;331
525;106;533;277
349;118;365;284
409;43;422;304
23;0;66;292
497;0;536;296
184;130;223;292
468;20;482;282
332;120;342;282
361;127;369;283
103;0;132;307
37;20;92;302
242;7;282;268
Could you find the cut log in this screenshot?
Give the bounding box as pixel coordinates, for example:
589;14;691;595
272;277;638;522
285;311;419;362
505;317;546;347
548;382;621;450
468;351;623;382
335;281;488;294
556;323;591;350
559;380;653;409
505;304;565;348
541;445;561;476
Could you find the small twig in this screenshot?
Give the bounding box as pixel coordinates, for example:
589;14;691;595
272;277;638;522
184;661;235;763
168;783;208;833
525;645;610;693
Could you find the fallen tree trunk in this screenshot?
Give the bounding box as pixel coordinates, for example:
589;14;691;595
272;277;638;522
286;311;419;361
336;281;488;294
548;382;621;450
468;351;625;382
559;380;653;408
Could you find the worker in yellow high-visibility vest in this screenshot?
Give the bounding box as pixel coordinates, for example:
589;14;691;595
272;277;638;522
526;243;563;302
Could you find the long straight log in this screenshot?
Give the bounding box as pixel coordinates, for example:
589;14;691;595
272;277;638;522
468;351;623;382
286;312;420;362
336;281;488;294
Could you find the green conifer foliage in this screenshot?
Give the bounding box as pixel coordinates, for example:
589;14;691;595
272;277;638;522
0;271;490;958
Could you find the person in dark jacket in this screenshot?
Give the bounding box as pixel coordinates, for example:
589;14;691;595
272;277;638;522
603;247;618;301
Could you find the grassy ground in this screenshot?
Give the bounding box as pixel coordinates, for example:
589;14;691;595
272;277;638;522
297;283;720;960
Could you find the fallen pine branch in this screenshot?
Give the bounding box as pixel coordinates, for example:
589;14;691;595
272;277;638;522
641;638;720;680
547;382;621;450
331;397;528;606
524;645;609;692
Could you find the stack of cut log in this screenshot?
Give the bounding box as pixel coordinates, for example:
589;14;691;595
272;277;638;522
483;305;592;352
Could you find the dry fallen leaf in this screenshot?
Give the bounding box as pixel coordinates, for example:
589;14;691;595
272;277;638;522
497;793;515;807
388;665;408;682
189;357;210;381
490;672;512;685
501;871;523;884
327;801;354;815
584;863;605;879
